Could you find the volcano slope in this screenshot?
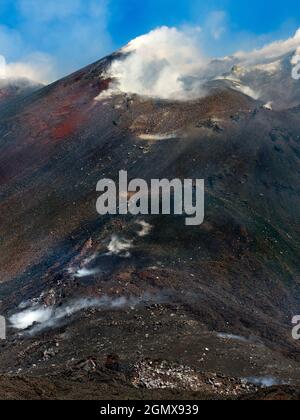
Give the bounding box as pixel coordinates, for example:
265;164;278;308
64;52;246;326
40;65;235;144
0;54;300;400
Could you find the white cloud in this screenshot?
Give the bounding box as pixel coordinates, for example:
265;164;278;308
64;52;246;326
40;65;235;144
0;52;55;84
0;0;112;83
0;19;55;83
17;0;113;79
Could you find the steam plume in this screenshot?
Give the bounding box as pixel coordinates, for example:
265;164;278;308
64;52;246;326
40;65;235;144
100;26;209;101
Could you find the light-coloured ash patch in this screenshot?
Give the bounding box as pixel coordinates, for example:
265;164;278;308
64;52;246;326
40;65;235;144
132;360;258;397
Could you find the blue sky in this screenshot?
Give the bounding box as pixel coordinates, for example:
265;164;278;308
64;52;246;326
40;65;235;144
0;0;300;81
109;0;300;45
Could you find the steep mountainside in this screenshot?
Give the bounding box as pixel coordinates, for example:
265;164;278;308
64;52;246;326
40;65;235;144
0;47;300;399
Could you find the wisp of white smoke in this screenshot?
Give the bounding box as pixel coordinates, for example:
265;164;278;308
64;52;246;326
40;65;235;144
9;295;144;334
217;332;249;343
74;268;100;278
242;376;285;388
136;221;153;237
107;235;133;257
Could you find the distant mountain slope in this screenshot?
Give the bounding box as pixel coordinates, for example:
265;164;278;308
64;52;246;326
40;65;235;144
216;52;300;110
0;78;43;108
